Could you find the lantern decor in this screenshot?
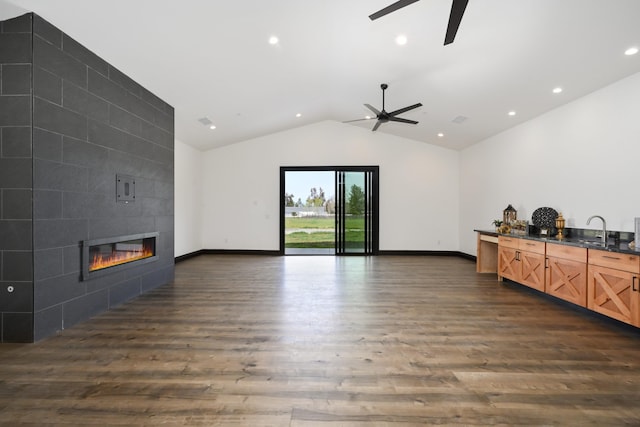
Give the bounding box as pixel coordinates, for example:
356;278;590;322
503;204;517;225
555;213;566;239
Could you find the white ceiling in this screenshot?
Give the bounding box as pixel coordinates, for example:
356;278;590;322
2;0;640;151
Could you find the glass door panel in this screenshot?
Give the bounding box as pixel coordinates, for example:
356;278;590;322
336;169;377;255
283;170;335;255
344;171;365;253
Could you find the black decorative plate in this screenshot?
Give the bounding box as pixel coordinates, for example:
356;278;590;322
531;207;558;228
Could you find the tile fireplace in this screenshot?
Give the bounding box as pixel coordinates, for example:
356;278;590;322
0;12;174;342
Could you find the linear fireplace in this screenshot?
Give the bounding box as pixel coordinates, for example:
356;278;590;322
82;232;159;280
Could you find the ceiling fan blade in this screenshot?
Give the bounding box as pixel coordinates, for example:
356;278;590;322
343;118;374;123
372;120;382;131
369;0;420;21
364;103;381;116
389;117;419;125
388;102;423;116
444;0;469;45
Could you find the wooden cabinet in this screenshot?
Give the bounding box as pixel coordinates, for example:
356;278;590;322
587;250;640;327
545;243;588;307
519;240;546;291
498;236;545;291
494;233;640;328
476;232;499;273
497;236;519;282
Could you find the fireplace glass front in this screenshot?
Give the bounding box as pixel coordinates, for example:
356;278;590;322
82;232;158;280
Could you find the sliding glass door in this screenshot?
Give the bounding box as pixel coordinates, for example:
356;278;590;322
335;170;377;255
282;170;335;255
280;166;378;255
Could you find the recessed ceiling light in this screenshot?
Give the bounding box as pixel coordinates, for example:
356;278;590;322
625;47;639;56
209;125;216;130
508;111;516;116
552;87;563;94
296;113;302;118
437;133;444;138
269;36;279;45
395;34;408;46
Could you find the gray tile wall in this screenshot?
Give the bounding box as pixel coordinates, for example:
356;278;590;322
0;13;34;343
0;13;175;342
31;13;175;341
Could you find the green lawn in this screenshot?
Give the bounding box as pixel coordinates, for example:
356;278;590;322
285;216;365;248
284;216;333;229
285;216;364;229
285;231;335;248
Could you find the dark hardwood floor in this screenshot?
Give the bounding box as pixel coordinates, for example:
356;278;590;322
1;255;639;426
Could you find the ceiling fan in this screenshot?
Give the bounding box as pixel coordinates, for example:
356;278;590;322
369;0;469;45
345;83;422;132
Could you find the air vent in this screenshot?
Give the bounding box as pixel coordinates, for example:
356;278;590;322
198;117;213;126
452;115;468;124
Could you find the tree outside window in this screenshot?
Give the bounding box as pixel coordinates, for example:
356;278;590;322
347;184;364;215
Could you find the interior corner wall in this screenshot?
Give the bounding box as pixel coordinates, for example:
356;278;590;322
0;13;34;342
0;13;175;342
174;139;203;256
459;71;640;256
199;121;460;252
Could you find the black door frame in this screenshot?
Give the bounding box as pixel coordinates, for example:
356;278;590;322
279;166;379;256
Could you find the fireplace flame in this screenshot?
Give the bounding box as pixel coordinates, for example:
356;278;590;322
89;244;154;272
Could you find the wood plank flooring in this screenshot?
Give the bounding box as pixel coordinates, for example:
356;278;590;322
1;255;639;426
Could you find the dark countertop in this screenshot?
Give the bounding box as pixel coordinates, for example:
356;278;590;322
475;229;640;255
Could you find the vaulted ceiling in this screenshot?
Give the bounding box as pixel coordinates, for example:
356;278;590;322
2;0;640;151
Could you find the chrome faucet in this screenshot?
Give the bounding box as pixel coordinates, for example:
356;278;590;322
587;215;607;245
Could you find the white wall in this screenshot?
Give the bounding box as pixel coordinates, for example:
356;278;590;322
460;71;640;256
177;72;640;257
200;121;460;251
174;139;204;256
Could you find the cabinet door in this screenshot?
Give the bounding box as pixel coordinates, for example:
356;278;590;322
546;256;587;307
498;245;519;282
633;282;640;327
520;250;545;292
587;264;638;325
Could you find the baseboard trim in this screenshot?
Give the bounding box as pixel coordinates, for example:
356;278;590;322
204;249;281;256
458;252;476;262
175;249;281;263
175;250;204;263
378;250;476;261
176;249;476;262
